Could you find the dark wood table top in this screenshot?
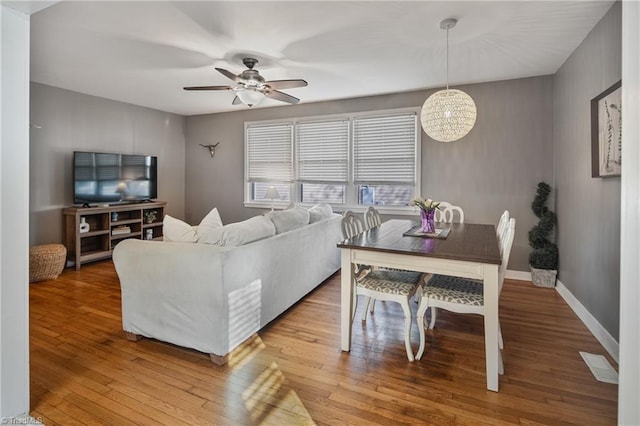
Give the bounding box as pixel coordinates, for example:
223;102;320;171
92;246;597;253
338;219;501;265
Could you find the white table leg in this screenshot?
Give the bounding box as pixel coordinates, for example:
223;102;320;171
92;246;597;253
340;249;354;352
483;264;500;392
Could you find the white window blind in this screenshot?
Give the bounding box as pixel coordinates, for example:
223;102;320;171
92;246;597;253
353;113;417;184
247;123;293;182
296;119;349;183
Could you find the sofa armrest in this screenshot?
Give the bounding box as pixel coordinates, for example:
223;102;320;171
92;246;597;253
113;239;229;355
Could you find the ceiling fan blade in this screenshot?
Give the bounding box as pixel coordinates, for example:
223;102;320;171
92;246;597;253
265;90;300;104
215;67;241;82
264;79;308;90
183;85;232;91
232;96;242;105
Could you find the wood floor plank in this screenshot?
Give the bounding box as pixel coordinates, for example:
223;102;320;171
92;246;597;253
29;261;617;424
30;401;86;426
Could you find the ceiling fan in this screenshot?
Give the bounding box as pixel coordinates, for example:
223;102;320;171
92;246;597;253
183;57;308;107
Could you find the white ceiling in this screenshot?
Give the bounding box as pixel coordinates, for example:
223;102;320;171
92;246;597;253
30;1;614;116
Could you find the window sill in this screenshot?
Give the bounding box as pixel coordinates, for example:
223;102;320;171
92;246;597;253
331;205;418;216
243;201;289;210
244;201;418;216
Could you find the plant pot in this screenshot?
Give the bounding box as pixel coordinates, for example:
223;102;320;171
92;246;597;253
530;265;557;288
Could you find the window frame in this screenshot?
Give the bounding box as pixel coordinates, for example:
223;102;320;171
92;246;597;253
244;121;294;205
244;107;421;214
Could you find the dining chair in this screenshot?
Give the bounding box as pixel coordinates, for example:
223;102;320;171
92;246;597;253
364;205;382;230
363;205;409;314
435;201;464;224
415;218;516;370
362;206;381;314
496;209;510;242
494;210;510;349
341;211;424;361
341;211;370;281
421;201;464;304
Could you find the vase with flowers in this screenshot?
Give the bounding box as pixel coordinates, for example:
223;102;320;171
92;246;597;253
410;196;440;233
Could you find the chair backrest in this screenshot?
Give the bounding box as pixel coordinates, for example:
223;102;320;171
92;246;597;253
435;201;465;223
498;218;516;293
364;206;381;230
341;211;370;279
496;209;510;240
341;211;365;240
496;210;510;256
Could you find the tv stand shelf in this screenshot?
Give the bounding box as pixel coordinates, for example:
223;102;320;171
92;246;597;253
63;201;166;270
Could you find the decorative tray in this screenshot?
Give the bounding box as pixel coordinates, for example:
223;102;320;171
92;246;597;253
403;225;451;239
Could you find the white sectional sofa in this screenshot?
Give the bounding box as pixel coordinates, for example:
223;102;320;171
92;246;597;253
112;206;342;364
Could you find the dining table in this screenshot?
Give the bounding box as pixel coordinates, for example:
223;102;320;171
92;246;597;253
337;218;503;391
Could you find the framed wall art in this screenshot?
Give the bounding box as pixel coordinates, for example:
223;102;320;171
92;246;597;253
591;80;622;177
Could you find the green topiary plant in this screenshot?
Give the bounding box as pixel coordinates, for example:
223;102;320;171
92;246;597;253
528;182;558;270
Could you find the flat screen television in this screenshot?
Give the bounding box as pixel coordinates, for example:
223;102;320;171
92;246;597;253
73;151;158;205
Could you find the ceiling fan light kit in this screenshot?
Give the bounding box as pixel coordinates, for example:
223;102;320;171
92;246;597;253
184;57;308;107
421;18;477;143
235;88;265;107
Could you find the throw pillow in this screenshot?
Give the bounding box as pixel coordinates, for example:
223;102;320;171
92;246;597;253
266;205;310;234
308;203;333;223
197;207;224;245
163;215;198;243
220;215;276;247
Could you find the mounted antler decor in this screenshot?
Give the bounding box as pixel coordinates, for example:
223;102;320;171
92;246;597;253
200;142;220;158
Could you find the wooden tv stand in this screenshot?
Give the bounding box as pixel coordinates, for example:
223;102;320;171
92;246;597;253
63;201;166;270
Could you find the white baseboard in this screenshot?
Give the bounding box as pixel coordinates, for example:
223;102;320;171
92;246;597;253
505;269;531;281
555;279;619;363
504;270;619;363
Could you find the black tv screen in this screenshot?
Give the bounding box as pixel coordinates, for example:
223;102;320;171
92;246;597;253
73;151;158;205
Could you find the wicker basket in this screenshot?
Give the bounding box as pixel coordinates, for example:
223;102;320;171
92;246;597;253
530;266;557;288
29;244;67;283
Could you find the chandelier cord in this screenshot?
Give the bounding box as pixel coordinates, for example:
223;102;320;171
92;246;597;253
446;25;450;90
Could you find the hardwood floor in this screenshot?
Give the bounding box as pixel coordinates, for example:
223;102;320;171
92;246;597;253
29;261;617;425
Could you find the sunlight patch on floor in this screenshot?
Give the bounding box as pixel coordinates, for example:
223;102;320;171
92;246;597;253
228;334;266;369
242;361;314;425
228;332;314;425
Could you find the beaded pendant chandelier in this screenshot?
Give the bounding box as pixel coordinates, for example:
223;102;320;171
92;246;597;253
421;18;477;143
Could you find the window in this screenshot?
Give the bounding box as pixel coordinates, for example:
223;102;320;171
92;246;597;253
246;123;293;202
353;113;417;206
296;119;349;204
245;108;419;209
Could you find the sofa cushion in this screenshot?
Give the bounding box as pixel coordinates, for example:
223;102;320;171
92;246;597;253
197;207;224;245
308;203;334;223
220;215;276;247
163;215;198;243
266;206;310;234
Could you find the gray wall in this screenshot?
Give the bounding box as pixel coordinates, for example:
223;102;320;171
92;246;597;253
185;76;554;271
553;2;621;339
29;83;186;246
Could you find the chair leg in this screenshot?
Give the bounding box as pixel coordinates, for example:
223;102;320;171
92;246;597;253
498;322;504;374
362;296;371;321
428;307;438;329
351;289;358;323
400;299;415;361
416;297;429;360
369;298;376;313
